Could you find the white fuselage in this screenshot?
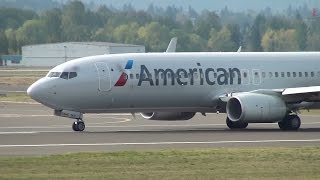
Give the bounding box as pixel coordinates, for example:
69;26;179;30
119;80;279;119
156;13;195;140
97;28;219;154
27;52;320;113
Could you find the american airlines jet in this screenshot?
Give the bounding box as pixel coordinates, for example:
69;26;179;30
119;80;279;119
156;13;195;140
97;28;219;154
27;51;320;132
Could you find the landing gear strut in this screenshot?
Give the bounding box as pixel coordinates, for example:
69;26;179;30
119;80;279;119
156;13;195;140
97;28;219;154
72;119;86;132
226;117;248;129
278;114;301;131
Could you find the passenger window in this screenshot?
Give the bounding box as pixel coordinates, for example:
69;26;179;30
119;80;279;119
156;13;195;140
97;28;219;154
243;72;247;78
262;72;266;78
287;72;291;78
69;72;77;79
275;72;279;77
130;74;134;79
136;74;140;79
305;72;309;77
281;72;285;77
269;72;273;78
293;72;296;77
60;72;69;79
317;71;320;77
311;72;315;77
299;72;302;77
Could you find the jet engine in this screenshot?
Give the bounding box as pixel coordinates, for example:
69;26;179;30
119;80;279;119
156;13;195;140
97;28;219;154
140;112;196;120
226;93;287;123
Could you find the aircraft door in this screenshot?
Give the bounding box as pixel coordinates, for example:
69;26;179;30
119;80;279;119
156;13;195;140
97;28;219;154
95;62;111;91
252;69;261;85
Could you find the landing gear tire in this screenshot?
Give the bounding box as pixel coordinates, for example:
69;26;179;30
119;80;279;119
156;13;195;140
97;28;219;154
278;115;301;131
72;120;85;132
226;117;248;129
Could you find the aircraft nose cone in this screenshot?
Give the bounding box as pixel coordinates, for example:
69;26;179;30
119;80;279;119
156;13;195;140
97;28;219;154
27;83;38;100
27;79;46;102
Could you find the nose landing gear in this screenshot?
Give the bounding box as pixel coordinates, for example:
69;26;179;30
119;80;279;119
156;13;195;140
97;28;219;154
72;119;86;132
54;110;86;132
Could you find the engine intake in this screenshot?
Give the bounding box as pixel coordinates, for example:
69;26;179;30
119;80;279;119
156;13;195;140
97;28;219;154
140;112;196;120
227;93;287;123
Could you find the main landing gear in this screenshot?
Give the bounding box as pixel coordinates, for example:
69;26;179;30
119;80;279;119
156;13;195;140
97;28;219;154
226;114;301;131
226;117;248;129
72;119;86;132
278;114;301;131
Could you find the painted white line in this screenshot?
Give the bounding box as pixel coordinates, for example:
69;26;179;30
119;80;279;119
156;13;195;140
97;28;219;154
0;113;131;118
0;121;320;130
0;101;40;105
88;118;131;124
303;122;320;125
1;139;320;148
89;114;132;116
0;126;69;129
0;123;228;129
0;69;48;72
0;91;26;93
0;114;54;118
0;132;37;135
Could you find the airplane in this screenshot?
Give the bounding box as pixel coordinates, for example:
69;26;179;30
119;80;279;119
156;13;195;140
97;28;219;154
27;51;320;132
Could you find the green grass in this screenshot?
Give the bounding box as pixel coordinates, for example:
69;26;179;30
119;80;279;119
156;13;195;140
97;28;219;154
1;147;320;179
0;70;47;86
0;92;33;102
0;70;47;77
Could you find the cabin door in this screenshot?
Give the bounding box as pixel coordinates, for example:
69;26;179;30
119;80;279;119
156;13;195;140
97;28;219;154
95;62;112;91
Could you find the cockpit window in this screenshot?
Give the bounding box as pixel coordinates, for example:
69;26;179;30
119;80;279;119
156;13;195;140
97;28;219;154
54;72;78;80
69;72;77;79
47;71;77;79
60;72;69;79
47;72;61;77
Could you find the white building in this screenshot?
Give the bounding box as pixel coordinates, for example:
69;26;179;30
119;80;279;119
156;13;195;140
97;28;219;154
22;42;145;67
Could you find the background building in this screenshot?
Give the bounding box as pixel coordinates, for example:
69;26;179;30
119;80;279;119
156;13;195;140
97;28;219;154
22;42;145;67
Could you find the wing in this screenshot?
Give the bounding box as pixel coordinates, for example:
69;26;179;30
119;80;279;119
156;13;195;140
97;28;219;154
282;86;320;95
220;86;320;104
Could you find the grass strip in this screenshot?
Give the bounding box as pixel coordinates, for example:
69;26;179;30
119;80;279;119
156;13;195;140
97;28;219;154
0;92;33;102
0;147;320;179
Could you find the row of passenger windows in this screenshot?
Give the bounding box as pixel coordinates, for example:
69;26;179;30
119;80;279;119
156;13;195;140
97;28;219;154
125;71;320;80
47;72;78;79
249;71;319;78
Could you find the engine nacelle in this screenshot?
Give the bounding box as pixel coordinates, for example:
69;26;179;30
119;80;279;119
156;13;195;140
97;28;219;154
140;112;196;120
226;93;287;123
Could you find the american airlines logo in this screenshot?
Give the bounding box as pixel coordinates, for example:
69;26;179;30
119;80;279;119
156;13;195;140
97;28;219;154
114;60;133;86
114;60;242;87
138;63;242;86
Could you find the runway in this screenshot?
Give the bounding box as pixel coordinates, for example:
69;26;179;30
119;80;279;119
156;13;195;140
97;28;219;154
1;102;320;156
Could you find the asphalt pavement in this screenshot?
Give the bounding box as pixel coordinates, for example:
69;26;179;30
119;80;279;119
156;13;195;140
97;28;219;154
1;102;320;156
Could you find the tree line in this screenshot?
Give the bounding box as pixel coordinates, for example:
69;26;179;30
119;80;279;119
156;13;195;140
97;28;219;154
0;0;319;55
